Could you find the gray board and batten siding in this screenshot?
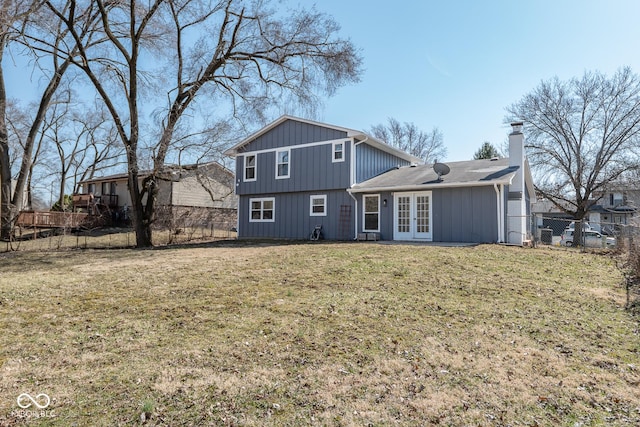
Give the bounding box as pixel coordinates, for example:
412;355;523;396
236;119;349;153
353;186;499;243
234;119;356;240
235;120;353;196
238;190;355;240
236;142;352;196
431;186;499;243
355;143;413;183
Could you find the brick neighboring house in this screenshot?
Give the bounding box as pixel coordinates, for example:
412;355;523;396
74;162;237;228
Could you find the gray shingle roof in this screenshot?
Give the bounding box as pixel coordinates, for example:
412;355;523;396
350;158;518;193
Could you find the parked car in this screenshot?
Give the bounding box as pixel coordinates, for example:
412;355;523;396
564;221;592;232
560;229;616;248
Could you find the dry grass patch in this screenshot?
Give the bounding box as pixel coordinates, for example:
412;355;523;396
0;243;638;426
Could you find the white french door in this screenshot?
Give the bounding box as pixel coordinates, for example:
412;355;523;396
393;191;432;241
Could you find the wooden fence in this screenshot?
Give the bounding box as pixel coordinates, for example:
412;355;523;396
16;211;89;229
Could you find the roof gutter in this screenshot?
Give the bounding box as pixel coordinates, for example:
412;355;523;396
349;178;515;194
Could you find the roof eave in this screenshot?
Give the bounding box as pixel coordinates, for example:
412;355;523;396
224;115;364;156
348;177;516;194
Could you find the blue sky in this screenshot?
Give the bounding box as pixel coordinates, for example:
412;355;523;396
5;1;640;164
311;0;640;161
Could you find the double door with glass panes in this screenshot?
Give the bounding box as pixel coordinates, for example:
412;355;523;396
393;191;432;241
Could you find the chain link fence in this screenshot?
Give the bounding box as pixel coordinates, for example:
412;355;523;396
1;220;237;252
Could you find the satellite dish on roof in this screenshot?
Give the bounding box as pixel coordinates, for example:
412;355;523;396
433;162;450;181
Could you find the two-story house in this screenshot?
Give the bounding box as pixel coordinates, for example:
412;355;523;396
226;116;536;245
589;185;639;227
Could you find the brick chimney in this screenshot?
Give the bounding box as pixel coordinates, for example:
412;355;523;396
507;122;527;245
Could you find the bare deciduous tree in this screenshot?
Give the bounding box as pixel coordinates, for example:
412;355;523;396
370;118;446;163
0;0;42;239
506;67;640;226
45;0;362;247
1;0;103;239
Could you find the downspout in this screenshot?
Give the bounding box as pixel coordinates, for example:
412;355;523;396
346;136;368;240
347;189;358;240
494;184;503;243
493;184;502;243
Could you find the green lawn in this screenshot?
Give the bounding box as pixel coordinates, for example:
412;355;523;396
0;242;638;426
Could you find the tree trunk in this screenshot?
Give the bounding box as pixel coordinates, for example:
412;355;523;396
127;164;153;248
0;41;14;241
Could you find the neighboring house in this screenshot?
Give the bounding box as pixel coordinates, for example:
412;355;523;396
74;162;237;227
533;185;640;235
589;185;639;227
225;116;536;245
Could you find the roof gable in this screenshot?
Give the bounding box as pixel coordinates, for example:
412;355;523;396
225;115;358;155
225;115;421;164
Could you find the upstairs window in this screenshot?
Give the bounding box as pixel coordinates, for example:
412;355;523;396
244;155;256;182
333;141;345;162
276;149;290;179
610;192;623;206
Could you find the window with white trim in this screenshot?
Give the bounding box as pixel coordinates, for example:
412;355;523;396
244;155;256;182
363;195;380;232
276;149;290;179
249;197;275;222
332;141;345;162
310;195;327;216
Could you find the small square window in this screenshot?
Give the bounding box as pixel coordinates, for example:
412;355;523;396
310;195;327;216
249;197;275;222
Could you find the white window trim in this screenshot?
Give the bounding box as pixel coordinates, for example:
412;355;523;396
332;141;346;163
275;148;290;179
249;197;275;223
310;195;327;216
363;194;380;232
244;154;257;182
